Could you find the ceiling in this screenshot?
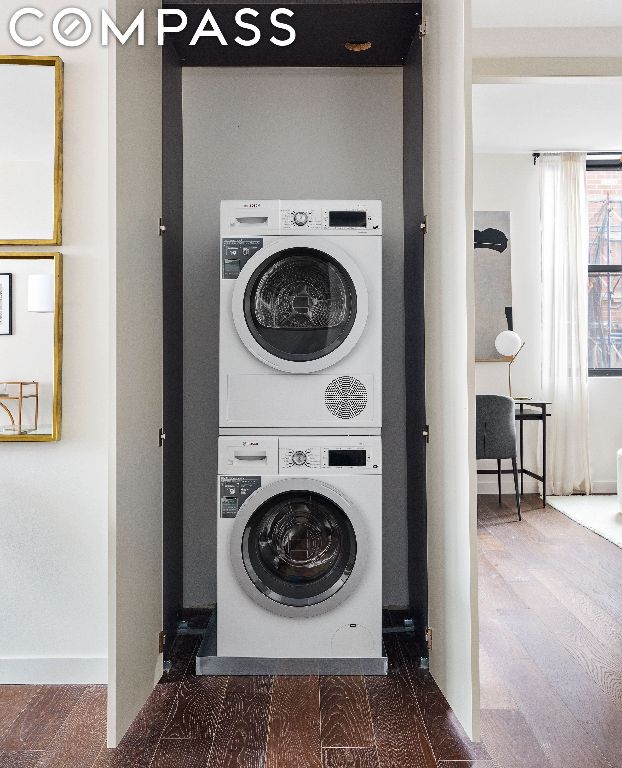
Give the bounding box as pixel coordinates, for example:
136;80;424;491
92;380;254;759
472;0;622;28
472;81;622;153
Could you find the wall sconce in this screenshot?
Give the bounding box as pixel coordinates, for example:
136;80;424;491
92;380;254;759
28;274;55;313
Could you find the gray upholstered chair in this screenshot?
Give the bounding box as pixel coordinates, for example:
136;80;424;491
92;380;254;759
476;395;521;520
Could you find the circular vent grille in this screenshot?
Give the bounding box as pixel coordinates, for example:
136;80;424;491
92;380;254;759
325;376;368;419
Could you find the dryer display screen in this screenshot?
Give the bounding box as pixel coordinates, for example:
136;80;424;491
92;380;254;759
329;210;367;228
328;449;366;467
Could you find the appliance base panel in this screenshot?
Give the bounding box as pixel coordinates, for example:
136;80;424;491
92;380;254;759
194;612;387;676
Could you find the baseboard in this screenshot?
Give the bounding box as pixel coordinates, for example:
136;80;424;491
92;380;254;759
478;479;617;495
0;656;107;684
591;480;617;494
477;478;539;494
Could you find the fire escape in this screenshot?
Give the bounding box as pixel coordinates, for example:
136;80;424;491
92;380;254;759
588;193;622;369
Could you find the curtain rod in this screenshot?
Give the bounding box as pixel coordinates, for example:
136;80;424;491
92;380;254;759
532;151;622;165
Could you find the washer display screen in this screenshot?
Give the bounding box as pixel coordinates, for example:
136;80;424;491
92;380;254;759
329;210;367;228
328;449;366;467
241;490;357;607
243;247;357;362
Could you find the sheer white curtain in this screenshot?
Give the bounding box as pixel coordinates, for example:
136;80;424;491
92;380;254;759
539;152;592;495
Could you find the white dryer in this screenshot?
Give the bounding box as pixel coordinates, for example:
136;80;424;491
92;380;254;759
211;435;385;672
219;200;382;434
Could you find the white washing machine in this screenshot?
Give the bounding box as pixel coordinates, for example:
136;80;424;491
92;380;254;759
211;435;385;673
219;200;382;434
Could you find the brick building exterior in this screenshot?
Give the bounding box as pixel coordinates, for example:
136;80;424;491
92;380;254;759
587;169;622;369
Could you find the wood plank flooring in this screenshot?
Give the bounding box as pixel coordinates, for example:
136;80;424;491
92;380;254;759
2;494;619;768
0;619;481;767
478;494;622;768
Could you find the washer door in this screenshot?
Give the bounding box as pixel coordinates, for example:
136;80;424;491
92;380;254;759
230;478;367;618
232;238;369;373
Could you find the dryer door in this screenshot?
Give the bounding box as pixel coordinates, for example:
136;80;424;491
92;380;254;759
231;238;369;373
230;478;367;617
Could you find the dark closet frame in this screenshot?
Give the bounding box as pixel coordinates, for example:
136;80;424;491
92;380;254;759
161;0;427;655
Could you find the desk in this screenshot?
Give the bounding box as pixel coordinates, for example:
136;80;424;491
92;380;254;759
0;381;39;434
515;401;551;506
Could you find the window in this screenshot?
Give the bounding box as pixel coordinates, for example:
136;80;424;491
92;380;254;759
587;156;622;376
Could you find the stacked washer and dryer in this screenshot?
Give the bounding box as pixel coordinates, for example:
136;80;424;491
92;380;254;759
200;199;385;674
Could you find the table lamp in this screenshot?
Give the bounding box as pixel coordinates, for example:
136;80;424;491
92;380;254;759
495;330;524;399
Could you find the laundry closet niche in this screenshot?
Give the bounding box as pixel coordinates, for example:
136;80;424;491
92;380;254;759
108;0;479;748
183;67;406;600
161;0;425;668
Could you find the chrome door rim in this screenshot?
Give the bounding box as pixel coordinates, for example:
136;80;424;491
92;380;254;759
229;477;368;618
231;237;369;374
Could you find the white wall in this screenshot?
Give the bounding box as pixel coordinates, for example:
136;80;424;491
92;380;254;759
182;67;409;606
0;258;54;431
474;154;541;492
0;4;110;683
474;152;622;493
423;0;480;741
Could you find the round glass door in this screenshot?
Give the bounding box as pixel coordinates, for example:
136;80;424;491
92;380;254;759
243;247;357;362
241;490;357;607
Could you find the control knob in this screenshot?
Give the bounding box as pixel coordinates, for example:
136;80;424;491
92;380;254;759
291;450;308;466
293;211;308;227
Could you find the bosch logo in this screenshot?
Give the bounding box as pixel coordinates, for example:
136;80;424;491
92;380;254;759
243;203;261;208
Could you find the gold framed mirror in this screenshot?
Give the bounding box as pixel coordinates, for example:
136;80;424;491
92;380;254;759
0;56;64;245
0;253;63;441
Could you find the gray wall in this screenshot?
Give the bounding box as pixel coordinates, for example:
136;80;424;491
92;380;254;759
182;67;408;606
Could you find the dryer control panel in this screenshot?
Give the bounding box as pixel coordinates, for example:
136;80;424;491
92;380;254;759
222;237;264;279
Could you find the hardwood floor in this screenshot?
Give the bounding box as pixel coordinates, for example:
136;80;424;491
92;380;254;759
0;618;485;767
478;494;622;768
2;495;619;768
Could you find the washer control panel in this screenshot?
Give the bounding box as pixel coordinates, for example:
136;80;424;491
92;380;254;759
279;207;379;231
220;201;382;235
279;440;380;473
280;208;323;230
219;476;261;518
281;447;322;469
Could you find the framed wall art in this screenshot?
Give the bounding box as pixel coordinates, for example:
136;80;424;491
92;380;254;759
474;210;513;361
0;254;62;441
0;273;12;335
0;56;64;245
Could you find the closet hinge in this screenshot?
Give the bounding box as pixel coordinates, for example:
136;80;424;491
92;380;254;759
420;216;427;235
159;428;166;447
418;17;428;38
159;217;167;236
158;630;166;654
422;425;430;443
425;626;433;649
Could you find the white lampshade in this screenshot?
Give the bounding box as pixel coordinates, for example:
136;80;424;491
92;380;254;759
27;274;55;313
495;330;522;357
